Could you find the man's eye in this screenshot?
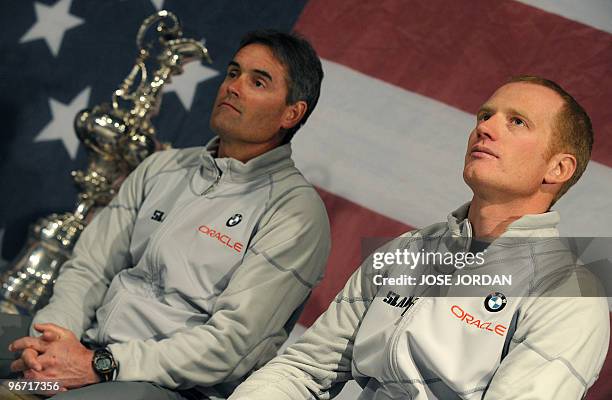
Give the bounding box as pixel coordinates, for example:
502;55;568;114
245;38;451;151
511;117;525;126
254;80;265;88
477;113;490;121
227;70;238;78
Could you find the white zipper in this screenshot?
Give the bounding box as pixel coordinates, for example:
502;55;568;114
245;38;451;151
387;296;421;390
149;169;220;281
202;173;220;196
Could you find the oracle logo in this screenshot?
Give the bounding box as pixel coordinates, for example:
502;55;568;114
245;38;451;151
198;225;243;253
450;305;507;337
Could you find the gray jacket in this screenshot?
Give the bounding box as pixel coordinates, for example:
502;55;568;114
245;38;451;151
229;204;609;399
32;138;331;392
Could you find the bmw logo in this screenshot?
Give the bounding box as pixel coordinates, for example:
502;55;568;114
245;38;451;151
484;292;507;312
226;214;242;227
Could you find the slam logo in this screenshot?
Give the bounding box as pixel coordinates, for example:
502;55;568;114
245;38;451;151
151;210;165;222
484;292;507;313
382;290;411;308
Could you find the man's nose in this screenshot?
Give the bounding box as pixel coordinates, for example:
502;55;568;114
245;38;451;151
226;77;243;98
476;114;501;141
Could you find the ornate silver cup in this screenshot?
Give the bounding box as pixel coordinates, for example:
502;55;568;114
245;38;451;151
0;10;212;314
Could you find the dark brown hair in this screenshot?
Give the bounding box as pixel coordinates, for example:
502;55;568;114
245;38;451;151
239;30;323;143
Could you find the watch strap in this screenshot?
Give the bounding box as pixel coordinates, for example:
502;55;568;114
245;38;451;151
92;347;118;382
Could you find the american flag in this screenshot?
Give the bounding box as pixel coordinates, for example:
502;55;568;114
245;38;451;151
0;1;610;398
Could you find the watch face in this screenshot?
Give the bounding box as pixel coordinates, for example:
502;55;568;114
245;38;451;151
96;357;112;371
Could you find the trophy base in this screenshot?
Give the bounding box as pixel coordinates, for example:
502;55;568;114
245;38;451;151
0;299;28;316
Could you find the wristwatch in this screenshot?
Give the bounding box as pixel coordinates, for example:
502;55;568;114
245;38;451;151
92;348;118;382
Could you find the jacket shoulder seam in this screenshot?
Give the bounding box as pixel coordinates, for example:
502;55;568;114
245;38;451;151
142;161;201;187
511;336;588;387
249;247;314;289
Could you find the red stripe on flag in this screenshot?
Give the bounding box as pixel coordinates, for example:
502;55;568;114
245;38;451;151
295;0;612;166
299;187;412;326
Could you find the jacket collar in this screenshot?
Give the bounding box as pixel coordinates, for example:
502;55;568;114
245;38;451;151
447;202;560;239
198;137;295;183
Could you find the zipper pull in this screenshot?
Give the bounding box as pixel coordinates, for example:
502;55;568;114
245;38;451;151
202;173;220;195
401;296;419;317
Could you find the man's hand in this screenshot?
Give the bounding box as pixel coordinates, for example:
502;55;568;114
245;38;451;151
9;323;100;389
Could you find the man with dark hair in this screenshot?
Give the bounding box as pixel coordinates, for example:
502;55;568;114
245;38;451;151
228;77;609;400
235;30;323;143
4;30;330;399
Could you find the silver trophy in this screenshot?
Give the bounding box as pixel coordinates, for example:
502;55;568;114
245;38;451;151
0;10;212;314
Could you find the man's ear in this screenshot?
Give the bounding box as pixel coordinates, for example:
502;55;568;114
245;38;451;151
281;101;307;130
543;153;577;185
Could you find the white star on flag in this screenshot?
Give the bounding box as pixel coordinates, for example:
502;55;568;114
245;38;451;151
164;63;219;111
151;0;165;11
20;0;84;57
35;86;91;160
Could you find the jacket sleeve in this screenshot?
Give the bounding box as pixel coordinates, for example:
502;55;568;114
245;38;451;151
106;186;331;389
227;257;379;400
30;152;160;338
484;294;610;399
